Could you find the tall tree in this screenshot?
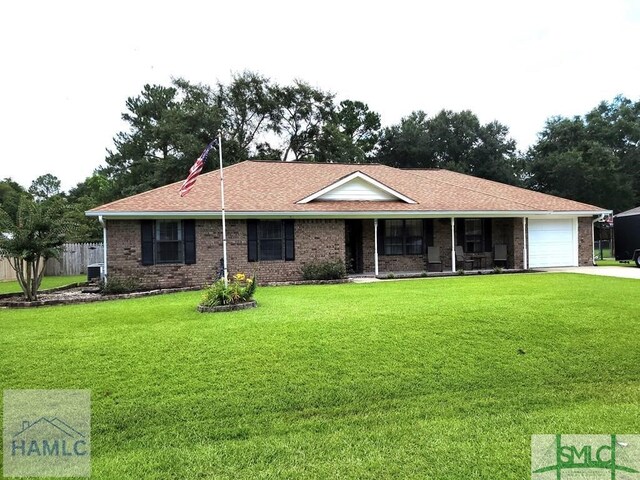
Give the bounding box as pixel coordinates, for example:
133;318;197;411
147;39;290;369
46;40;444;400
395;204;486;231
101;80;223;200
315;100;381;163
28;173;61;202
219;71;278;159
0;196;69;301
377;111;432;168
0;178;28;222
65;172;111;242
378;110;520;184
527;96;640;212
271;80;334;161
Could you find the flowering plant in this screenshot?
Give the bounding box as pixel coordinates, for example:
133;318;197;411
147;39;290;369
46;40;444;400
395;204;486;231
200;272;256;307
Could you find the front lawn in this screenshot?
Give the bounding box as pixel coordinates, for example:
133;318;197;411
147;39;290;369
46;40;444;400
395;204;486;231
1;274;639;479
0;274;86;294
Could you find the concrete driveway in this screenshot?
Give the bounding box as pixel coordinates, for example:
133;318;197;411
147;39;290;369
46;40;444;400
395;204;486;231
540;266;640;279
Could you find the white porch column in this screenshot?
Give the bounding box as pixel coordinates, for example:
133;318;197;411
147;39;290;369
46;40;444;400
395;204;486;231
374;219;379;276
99;215;108;282
450;217;456;272
522;217;528;270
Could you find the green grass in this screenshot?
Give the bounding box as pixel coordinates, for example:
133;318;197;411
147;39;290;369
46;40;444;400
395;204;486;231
2;274;640;479
594;247;612;259
0;275;86;294
595;259;635;267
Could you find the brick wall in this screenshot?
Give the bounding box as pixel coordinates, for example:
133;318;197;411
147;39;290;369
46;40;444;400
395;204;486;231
512;218;525;269
106;218;345;288
578;217;594;266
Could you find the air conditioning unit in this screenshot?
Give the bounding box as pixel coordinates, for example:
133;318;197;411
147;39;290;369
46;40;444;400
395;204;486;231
87;263;104;282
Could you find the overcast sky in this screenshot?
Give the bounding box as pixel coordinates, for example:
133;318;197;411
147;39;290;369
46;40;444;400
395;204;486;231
1;0;639;191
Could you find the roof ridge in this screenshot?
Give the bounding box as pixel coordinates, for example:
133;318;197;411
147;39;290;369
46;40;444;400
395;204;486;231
247;159;385;166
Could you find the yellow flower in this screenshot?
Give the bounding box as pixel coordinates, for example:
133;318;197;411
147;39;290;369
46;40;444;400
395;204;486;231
234;273;246;281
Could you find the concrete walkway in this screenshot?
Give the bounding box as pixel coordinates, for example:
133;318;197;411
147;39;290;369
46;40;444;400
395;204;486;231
540;266;640;279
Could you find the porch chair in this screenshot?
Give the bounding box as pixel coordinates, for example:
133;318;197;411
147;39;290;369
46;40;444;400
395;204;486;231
455;245;474;270
494;244;508;268
426;246;443;272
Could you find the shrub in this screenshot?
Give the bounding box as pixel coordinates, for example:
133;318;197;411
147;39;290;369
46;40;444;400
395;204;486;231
100;276;142;295
457;268;465;276
386;272;396;279
492;266;503;274
200;273;256;307
301;260;346;281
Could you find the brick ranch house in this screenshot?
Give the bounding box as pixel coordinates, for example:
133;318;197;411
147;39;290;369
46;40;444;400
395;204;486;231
87;160;610;287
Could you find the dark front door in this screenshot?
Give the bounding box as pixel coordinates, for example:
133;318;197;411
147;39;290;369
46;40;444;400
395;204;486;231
345;220;364;274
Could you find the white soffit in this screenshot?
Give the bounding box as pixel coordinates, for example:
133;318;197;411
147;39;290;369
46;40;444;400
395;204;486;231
297;171;416;204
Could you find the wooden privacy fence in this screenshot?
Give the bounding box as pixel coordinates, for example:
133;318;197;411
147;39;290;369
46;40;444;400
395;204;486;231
0;243;103;281
44;243;104;277
0;258;16;281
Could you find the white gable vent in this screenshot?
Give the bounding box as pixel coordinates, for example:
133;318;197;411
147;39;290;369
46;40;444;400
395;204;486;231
297;171;416;204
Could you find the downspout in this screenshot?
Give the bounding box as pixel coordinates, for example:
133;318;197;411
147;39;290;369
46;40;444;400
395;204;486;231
450;218;456;272
592;214;606;265
523;217;528;270
99;215;107;282
374;219;379;277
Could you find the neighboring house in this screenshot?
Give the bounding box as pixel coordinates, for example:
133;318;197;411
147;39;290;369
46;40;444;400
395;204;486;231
613;206;640;265
86;161;610;287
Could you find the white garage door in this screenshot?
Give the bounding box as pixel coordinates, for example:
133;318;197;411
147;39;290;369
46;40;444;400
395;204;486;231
528;218;577;268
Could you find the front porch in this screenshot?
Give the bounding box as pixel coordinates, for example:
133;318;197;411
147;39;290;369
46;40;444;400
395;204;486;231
345;217;527;275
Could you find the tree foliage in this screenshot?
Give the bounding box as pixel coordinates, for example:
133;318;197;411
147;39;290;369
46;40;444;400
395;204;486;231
0;178;28;222
100;73;383;201
527;96;640;212
0;196;70;300
29;174;61;201
378;110;521;184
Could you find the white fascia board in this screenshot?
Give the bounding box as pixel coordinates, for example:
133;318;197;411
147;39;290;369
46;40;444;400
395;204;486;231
87;210;611;220
296;171;417;204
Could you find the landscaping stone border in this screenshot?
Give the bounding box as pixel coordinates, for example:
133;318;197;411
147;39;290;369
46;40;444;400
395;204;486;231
262;279;352;287
0;286;201;308
374;269;539;280
197;300;257;313
0;282;88;300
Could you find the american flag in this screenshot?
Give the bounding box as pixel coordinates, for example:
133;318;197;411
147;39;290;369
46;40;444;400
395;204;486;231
179;140;217;197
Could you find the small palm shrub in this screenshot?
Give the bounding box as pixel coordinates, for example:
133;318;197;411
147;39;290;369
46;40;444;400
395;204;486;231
200;273;256;307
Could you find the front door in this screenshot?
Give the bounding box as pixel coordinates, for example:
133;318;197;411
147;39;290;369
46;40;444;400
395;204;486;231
345;220;364;274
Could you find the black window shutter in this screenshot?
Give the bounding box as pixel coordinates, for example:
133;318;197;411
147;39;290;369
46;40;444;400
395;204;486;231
247;220;258;262
456;219;465;247
423;219;434;249
483;219;493;252
284;220;295;261
141;220;155;266
183;220;196;264
377;220;385;253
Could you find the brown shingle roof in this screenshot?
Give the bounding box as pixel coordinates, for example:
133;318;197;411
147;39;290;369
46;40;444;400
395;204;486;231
88;160;608;216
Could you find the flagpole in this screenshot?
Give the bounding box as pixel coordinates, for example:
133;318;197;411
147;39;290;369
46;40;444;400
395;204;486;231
218;130;229;287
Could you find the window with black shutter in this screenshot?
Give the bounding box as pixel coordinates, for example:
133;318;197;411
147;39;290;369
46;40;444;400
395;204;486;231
247;220;295;261
140;220;196;265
